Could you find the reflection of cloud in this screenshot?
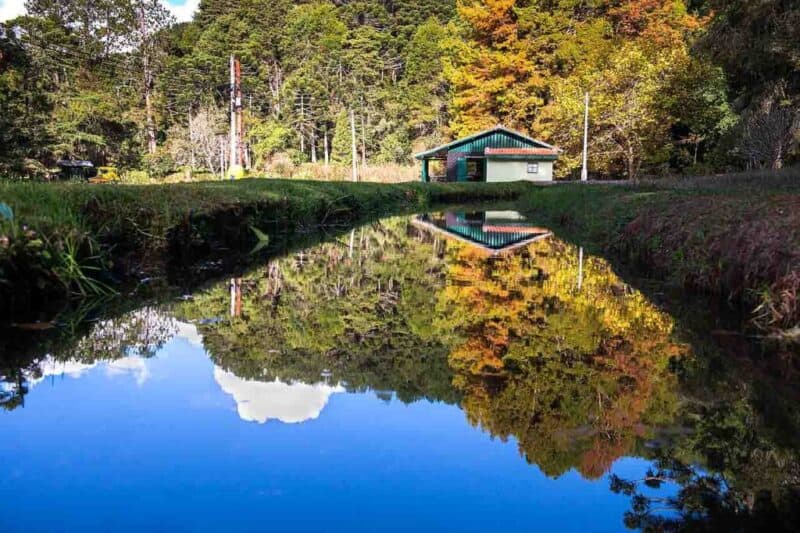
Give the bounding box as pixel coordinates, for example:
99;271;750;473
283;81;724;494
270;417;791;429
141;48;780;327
214;368;345;424
175;321;205;348
25;355;151;388
105;357;150;386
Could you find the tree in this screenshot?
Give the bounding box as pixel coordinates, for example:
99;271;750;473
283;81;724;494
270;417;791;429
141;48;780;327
444;0;545;137
0;21;53;176
403;17;449;138
546;44;683;179
247;117;293;169
129;0;175;154
166;104;226;173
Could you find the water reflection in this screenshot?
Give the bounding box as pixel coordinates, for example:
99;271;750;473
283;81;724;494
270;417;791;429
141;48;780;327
214;368;345;424
414;210;551;253
1;209;799;531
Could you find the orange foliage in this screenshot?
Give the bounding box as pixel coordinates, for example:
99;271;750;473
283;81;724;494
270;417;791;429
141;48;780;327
608;0;705;46
457;0;519;47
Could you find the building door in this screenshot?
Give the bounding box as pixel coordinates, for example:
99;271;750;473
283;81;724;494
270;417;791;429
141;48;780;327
456;158;468;182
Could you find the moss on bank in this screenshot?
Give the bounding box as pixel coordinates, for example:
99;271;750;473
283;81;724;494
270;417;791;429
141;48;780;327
519;170;800;334
0;179;530;318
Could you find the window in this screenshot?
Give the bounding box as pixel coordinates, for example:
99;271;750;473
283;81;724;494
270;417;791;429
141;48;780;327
527;162;539;174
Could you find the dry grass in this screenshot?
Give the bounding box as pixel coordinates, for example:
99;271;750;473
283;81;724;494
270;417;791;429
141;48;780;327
119;163;421;184
621;195;800;331
521;171;800;333
641;166;800;194
271;162;419;183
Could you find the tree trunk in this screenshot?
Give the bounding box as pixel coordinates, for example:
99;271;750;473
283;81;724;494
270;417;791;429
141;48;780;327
143;61;156;154
311;128;317;163
139;7;157;156
299;94;305;154
627;146;638;182
350;109;358;182
772;144;783;170
360;111;367;169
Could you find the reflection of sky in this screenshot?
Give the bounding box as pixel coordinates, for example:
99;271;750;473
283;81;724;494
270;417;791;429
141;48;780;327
0;323;671;532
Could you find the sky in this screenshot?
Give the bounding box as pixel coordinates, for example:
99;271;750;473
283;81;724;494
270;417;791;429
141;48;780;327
0;0;199;23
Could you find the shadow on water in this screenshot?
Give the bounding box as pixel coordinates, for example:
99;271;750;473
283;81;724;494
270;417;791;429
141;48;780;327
2;204;799;531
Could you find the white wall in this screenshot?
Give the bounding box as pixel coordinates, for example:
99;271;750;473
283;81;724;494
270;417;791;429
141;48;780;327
486;160;553;182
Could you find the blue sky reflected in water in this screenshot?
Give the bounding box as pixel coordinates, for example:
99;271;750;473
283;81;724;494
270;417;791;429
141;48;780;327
0;324;650;532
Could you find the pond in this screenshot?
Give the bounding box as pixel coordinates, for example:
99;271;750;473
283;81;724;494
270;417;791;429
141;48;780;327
1;206;799;531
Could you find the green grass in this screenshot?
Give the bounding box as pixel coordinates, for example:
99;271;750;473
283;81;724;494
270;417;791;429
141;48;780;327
518;168;800;334
0;178;532;317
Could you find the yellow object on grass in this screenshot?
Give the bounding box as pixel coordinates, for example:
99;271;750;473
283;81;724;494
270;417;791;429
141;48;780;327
89;167;120;184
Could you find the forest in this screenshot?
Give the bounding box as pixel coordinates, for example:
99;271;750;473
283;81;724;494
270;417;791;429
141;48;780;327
0;0;798;181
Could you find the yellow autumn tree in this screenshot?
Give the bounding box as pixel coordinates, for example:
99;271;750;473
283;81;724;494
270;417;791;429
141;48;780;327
444;0;546;137
434;235;687;479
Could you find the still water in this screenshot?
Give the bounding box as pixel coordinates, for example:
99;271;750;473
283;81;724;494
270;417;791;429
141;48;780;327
2;208;798;531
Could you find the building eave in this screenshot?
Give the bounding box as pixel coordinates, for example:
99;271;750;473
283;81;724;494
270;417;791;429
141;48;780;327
414;126;557;160
485;155;559;161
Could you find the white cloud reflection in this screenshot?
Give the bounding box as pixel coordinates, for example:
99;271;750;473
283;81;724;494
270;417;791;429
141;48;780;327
4;320;343;425
214;368;345;424
27;355;151;388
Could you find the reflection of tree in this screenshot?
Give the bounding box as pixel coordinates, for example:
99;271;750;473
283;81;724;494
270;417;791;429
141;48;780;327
175;213;800;531
177;218;461;405
178;217;688;479
626;364;800;530
0;307;176;410
69;307;178;361
437;238;686;478
4;212;799;531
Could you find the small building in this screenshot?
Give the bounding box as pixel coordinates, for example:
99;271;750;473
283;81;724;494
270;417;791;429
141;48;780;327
413;210;551;255
415;126;559;183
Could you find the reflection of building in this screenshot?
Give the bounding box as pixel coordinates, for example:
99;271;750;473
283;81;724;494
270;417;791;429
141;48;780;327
413;210;551;255
415;126;559;183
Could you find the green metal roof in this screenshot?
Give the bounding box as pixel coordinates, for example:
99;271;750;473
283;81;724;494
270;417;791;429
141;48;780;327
445;224;541;250
414;126;556;160
413;211;551;253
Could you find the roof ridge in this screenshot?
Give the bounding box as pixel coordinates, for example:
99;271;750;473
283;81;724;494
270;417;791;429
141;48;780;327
415;125;556;159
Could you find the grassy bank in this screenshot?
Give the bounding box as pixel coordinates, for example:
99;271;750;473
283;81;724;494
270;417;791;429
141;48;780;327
520;169;800;335
0;178;529;319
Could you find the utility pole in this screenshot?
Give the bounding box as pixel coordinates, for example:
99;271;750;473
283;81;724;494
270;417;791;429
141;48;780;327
188;107;195;180
350;109;358;182
236;58;244;170
581;91;589;182
219;137;225;179
229;55;237;178
298;94;305;154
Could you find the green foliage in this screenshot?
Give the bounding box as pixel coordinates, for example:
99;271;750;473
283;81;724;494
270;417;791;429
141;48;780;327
247;118;293;167
142;151;175;179
3;1;798;178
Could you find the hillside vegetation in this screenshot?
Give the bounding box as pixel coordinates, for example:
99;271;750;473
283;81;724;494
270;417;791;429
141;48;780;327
1;1;797;181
